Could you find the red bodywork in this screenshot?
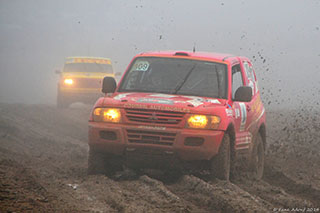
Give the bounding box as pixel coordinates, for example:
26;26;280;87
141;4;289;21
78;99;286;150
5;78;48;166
88;51;266;166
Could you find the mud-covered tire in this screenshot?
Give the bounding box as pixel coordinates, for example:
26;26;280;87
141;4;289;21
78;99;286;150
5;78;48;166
210;133;231;181
87;148;123;176
250;134;265;180
88;148;107;175
57;90;69;108
163;169;182;182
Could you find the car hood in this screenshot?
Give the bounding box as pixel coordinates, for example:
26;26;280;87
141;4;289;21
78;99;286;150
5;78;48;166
101;92;226;113
62;72;114;79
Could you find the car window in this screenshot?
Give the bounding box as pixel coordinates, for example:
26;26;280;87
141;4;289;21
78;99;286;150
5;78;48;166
248;63;256;81
119;57;228;99
243;61;255;82
64;63;113;73
232;64;243;99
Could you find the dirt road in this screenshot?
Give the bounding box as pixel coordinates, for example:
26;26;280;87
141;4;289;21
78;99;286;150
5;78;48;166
1;103;319;212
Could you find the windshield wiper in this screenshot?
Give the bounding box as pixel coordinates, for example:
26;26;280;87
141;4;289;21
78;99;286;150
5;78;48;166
172;64;196;94
125;88;171;94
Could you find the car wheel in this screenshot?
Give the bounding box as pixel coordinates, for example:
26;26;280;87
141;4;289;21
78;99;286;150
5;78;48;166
57;90;69;108
87;148;123;176
163;169;182;182
210;133;231;181
87;148;107;175
250;134;265;180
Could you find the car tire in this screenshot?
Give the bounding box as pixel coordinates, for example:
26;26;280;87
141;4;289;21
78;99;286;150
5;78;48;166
87;148;123;176
163;169;182;182
57;90;69;108
250;134;265;180
87;148;107;175
210;133;231;181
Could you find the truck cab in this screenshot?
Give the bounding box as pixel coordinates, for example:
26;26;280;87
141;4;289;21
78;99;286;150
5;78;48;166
56;57;115;108
88;51;266;181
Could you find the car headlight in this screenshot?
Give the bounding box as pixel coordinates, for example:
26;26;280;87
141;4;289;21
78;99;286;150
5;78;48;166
93;108;121;123
64;78;73;85
186;115;221;129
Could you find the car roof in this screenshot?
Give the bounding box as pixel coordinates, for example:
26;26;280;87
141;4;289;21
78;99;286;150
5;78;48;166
138;50;239;62
66;56;111;60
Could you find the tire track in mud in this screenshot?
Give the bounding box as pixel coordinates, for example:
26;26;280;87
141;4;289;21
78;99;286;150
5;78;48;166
0;159;49;212
0;104;96;212
231;161;320;209
116;175;192;212
263;164;320;206
0;158;89;212
1;103;320;212
166;175;271;213
0;103;193;212
235;177;314;210
60;173;193;213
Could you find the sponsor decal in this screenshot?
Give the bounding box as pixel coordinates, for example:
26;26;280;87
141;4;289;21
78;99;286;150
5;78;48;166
138;125;166;131
236;132;252;150
113;93;131;100
246;107;265;131
239;103;247;132
124;103;191;113
235;108;240;118
206;99;221;104
226;108;233;117
132;61;149;71
179;96;204;107
251;95;262;114
186;100;203;107
150;94;176;98
136;98;174;105
174;100;188;104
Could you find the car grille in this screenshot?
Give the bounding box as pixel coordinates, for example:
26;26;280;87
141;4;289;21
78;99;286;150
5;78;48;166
125;108;185;125
74;78;102;88
126;129;176;146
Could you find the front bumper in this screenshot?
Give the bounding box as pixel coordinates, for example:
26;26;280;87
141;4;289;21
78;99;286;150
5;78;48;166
59;87;103;102
88;122;225;162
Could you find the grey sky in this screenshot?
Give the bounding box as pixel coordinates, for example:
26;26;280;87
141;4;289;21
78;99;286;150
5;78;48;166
0;0;319;108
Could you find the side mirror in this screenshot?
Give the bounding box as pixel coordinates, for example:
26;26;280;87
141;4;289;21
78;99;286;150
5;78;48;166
115;72;122;77
234;86;252;102
102;77;117;93
55;69;61;74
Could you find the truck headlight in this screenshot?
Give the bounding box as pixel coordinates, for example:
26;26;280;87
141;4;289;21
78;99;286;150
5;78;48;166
64;78;73;85
186;115;220;129
93;108;121;123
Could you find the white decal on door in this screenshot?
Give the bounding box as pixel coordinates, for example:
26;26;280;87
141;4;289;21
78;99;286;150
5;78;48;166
235;109;240;118
239;103;247;132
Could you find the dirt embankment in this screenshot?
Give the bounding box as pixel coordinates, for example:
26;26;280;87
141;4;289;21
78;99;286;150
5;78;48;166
0;103;320;212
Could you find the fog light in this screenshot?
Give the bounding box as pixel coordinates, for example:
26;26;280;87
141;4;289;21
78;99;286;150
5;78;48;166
99;131;117;140
184;137;204;146
64;78;73;85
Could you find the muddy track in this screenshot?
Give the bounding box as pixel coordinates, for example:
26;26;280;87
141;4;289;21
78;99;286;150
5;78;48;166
1;103;320;212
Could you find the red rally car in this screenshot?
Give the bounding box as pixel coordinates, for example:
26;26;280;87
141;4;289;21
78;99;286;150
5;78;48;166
88;51;266;181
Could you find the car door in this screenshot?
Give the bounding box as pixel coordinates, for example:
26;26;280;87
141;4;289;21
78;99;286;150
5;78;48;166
231;63;253;151
241;60;262;135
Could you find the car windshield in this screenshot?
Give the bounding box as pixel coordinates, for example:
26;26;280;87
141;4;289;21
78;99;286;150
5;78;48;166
64;63;113;73
119;57;228;99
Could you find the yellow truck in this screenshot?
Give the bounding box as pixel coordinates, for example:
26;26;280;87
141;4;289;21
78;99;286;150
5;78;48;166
56;57;116;108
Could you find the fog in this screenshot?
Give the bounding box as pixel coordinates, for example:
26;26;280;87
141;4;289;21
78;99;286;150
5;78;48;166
0;0;319;108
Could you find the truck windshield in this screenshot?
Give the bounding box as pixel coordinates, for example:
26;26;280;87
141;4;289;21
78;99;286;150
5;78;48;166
119;57;227;99
64;63;113;74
